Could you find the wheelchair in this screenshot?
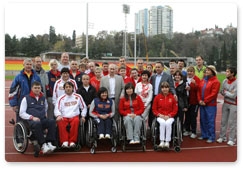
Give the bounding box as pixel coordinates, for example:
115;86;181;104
118;115;146;152
56;118;85;152
86;117;118;154
11;119;44;157
151;116;182;152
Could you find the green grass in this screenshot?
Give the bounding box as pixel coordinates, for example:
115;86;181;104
5;75;15;80
217;73;225;85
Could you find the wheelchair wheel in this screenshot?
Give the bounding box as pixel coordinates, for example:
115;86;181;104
13;121;28;153
80;120;86;146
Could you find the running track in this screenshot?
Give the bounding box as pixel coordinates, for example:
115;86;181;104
4;80;237;163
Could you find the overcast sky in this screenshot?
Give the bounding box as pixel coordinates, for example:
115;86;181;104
4;1;237;38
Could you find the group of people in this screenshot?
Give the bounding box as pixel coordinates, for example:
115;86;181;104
8;53;237;155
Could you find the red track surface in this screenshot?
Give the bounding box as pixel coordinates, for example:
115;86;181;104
4;80;237;163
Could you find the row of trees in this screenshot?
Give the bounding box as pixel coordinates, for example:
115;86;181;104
5;26;237;71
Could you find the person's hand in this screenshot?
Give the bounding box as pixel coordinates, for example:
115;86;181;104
81;116;86;123
56;115;63;122
32;117;40;121
129;114;136;118
12;106;18;113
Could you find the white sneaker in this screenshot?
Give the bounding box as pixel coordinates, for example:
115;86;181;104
164;142;170;148
158;141;165;148
227;140;235;146
41;143;51;154
17;143;23;149
190;133;197;139
129;140;135;144
61;141;69;148
47;142;56;151
134;140;140;144
99;134;104;139
69;142;76;148
217;138;227;143
183;131;191;136
105;134;111;139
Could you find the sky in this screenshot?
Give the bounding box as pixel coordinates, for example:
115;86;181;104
4;0;237;39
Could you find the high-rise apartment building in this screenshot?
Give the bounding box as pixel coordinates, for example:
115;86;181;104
135;5;173;38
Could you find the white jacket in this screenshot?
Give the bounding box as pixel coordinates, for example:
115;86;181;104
54;92;87;118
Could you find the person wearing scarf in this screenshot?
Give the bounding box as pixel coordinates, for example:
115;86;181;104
217;67;237;146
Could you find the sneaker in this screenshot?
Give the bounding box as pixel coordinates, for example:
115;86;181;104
183;131;191;136
99;134;104;139
129;140;135;144
61;141;69;148
17;143;23;149
134;140;140;144
217;138;227;143
69;142;76;148
41;143;51;154
164;142;170;148
206;139;213;143
47;142;56;151
197;136;204;140
158;141;165;148
105;134;111;139
190;133;197;139
227;140;235;146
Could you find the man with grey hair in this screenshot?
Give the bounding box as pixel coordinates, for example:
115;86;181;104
9;58;41;122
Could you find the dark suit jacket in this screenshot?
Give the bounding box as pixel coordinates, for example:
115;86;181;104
151;71;176;96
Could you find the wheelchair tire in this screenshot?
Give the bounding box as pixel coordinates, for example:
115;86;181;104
13;122;28;153
90;147;95;154
111;147;117;153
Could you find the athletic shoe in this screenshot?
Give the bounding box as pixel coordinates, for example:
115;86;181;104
47;142;56;151
183;131;191;136
105;134;111;139
61;141;69;148
206;139;213;143
129;140;135;144
190;133;197;139
99;134;104;139
134;140;140;144
164;142;170;148
197;136;204;140
216;138;227;143
158;141;165;148
17;143;23;149
70;142;76;148
41;143;51;154
227;140;235;146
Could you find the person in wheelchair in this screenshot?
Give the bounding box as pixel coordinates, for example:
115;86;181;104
19;81;57;154
54;81;87;148
119;82;145;144
152;81;178;149
89;87;115;139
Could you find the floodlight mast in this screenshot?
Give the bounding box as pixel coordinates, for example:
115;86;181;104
123;4;130;58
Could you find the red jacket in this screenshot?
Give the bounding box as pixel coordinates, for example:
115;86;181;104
188;75;201;105
152;93;178;118
119;95;144;116
197;76;220;106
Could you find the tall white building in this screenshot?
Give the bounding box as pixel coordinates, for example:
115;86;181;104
135;5;173;38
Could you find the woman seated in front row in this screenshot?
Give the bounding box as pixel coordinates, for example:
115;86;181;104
89;87;115;139
152;81;178;148
119;82;145;144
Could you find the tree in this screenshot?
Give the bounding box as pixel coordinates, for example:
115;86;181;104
49;26;57;45
72;30;76;47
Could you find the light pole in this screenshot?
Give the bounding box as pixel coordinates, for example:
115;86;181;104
123;4;130;58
